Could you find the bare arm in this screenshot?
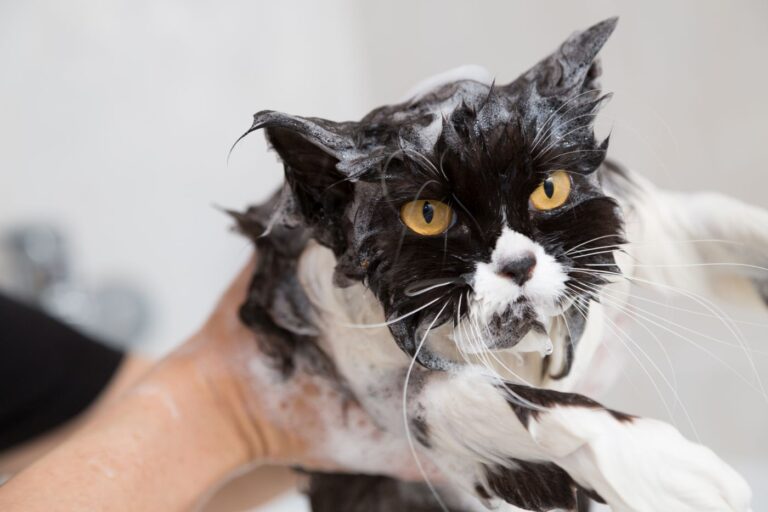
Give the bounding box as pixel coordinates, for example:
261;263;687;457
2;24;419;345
0;259;418;511
0;355;152;476
0;351;250;511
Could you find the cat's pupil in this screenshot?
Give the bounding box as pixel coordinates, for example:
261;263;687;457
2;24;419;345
543;179;555;198
422;201;434;223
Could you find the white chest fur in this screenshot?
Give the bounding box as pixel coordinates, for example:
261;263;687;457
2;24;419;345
294;240;623;431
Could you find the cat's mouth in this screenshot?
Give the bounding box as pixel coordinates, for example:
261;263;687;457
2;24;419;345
445;298;560;359
484;306;547;350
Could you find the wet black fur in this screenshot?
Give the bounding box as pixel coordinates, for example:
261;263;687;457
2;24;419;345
483;461;595;512
498;382;634;427
308;473;465;512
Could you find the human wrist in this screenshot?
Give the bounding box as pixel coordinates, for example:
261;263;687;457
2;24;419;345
166;329;308;467
141;346;257;471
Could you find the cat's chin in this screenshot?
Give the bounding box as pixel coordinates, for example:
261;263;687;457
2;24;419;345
477;320;556;357
432;316;559;384
442;307;559;360
483;306;546;350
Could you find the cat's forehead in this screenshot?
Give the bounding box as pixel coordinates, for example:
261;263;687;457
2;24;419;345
360;79;522;155
402;79;499;117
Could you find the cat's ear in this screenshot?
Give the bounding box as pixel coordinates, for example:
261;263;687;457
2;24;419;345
243;109;355;177
518;17;618;97
239;110;358;251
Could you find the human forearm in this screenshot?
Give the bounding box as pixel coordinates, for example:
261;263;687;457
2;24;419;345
0;354;251;512
0;257;423;511
0;355;153;476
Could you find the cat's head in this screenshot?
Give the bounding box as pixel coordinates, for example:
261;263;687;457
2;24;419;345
242;18;624;374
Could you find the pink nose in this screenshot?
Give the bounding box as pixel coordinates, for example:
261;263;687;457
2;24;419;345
498;252;536;286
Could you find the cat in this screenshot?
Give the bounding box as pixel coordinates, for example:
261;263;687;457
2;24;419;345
232;17;764;511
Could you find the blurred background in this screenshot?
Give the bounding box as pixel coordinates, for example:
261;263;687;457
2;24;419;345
1;0;766;510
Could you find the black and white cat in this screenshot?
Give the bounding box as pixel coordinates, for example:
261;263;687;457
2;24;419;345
233;18;764;512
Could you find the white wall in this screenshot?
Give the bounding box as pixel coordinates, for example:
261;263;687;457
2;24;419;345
1;0;766;508
0;0;371;351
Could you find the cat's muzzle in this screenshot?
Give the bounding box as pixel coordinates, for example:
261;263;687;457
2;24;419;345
483;305;546;350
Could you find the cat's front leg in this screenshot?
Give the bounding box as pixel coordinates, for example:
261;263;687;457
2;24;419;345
412;366;752;512
530;406;753;512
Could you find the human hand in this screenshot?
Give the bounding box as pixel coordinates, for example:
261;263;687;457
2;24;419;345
155;256;427;479
0;257;430;512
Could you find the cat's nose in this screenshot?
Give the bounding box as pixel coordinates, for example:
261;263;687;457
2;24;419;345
498;253;537;286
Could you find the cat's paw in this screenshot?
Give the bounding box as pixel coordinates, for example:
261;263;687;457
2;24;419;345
542;413;752;512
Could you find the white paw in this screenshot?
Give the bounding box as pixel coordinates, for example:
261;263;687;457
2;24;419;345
546;413;752;512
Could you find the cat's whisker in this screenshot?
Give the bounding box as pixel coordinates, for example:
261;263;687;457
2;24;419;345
402;148;448;182
530;88;602;150
456;310;521;405
454;292;482;365
455;303;498;371
462;320;529;407
377;148;404;197
533;114;603;159
594;283;768;329
441;231;449;269
540;148;608;167
569;248;629;260
565;234;627;256
576;280;768;349
464;310;500;369
569;238;746;258
438;150;450;183
533;111;601;149
576;292;699;440
463;315;491;371
563;290;636;388
455;303;548;413
331;144;403;191
453;293;474;365
405;279;464;297
571;268;768;403
576;286;720;442
461;303;492;373
570;254;768;327
533;115;601;161
402;300;451;512
458;307;490;368
585;261;768;274
568;283;702;439
566;283;684;429
569;293;698;437
576;267;750;332
566;244;624;256
468;314;538;390
632;238;746;247
343;293;448;329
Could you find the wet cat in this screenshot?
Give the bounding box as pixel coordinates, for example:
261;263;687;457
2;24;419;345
233;18;762;511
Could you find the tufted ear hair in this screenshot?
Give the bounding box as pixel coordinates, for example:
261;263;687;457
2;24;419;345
237;110;360;252
513;17;618;98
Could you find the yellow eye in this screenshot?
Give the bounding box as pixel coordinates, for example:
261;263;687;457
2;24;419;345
400;199;454;236
530;170;572;211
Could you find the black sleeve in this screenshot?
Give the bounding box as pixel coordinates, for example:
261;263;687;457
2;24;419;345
0;293;125;451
